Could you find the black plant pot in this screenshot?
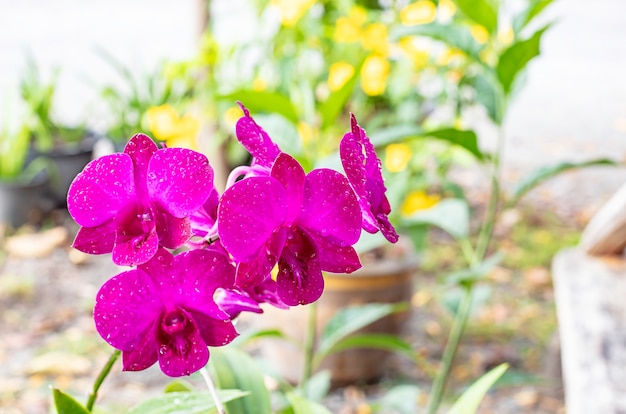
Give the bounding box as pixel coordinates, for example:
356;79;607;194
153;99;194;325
0;173;49;228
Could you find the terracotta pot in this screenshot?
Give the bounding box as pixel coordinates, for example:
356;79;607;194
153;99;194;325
250;241;418;386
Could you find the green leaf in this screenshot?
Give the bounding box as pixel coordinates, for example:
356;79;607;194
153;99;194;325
316;303;408;365
509;158;617;206
369;126;484;160
373;384;421;414
467;72;504;125
163;379;195;393
454;0;498;33
496;25;551;95
445;253;503;285
319;59;364;130
447;363;508;414
253;113;303;156
513;0;554;34
391;23;484;62
302;370;332;402
232;328;289;347
321;333;416;363
421;128;484;160
218;90;299;123
402;198;470;240
286;392;333;414
209;347;272;414
51;389;90;414
127;390;247;414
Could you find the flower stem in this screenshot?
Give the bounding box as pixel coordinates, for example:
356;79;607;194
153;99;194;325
426;285;473;414
200;366;225;414
86;349;120;412
301;300;318;391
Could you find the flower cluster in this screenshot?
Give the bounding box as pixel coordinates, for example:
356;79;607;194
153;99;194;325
68;105;397;377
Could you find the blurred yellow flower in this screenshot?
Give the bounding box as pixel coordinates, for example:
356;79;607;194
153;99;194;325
297;121;314;145
385;143;412;172
328;61;355;92
399;38;430;68
362;23;389;55
224;106;242;127
437;0;456;21
145;104;200;150
271;0;316;27
401;191;441;216
252;77;267;91
361;54;389;96
470;24;490;44
334;7;367;42
498;25;514;46
400;1;436;25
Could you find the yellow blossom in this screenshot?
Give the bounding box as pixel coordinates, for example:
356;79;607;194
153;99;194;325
437;0;456;22
470;24;490;44
385;143;412;172
271;0;316;27
498;25;514;46
362;23;389;55
145;104;200;150
297;121;315;146
328;61;355;92
224;106;242;127
401;191;441;216
252;77;267;91
399;38;430;68
400;1;436;25
360;54;389;96
334;6;367;42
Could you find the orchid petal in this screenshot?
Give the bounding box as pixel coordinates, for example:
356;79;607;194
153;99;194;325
235;104;281;168
67;154;136;227
271;153;305;223
215;288;264;318
112;203;159;266
299;169;361;245
156;309;209;377
235;228;286;288
218;176;287;261
188;310;239;346
311;235;362;274
122;324;159;372
276;227;324;306
148;147;214;218
72;220;116;254
124;133;158;199
154;207;191;249
94;269;162;351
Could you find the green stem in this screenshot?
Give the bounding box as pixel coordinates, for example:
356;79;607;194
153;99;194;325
426;285;473;414
86;349;121;412
426;125;506;412
301;301;318;390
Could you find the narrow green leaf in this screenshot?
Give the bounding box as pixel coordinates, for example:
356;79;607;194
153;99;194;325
391;23;484;62
513;0;554;34
369;126;484;160
286;392;333;414
317;303;408;364
163;379;195;393
496;25;551;95
447;363;508;414
509;158;617;206
51;389;90;414
322;333;416;362
127;390;247;414
218;90;299;123
402;199;470;240
319;58;364;130
454;0;498;33
421;128;484;160
466;72;504;125
209;347;272;414
302;370;332;402
232;327;290;347
445;253;503;285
